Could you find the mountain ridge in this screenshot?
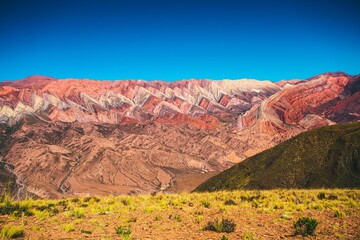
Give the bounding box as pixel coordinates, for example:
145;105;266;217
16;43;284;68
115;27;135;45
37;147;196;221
194;122;360;192
0;72;359;198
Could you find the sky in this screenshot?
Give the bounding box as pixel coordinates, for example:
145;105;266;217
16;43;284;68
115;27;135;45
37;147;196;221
0;0;359;82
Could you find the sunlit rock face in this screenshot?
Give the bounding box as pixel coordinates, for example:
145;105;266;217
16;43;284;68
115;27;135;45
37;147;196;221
0;72;359;198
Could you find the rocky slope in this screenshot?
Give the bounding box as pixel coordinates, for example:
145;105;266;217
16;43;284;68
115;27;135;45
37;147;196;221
194;122;360;192
0;72;359;198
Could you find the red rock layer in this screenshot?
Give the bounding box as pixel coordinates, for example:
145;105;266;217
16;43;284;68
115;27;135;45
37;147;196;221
0;72;359;198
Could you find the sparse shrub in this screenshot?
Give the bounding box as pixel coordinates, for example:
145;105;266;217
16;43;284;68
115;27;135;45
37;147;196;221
121;199;129;206
243;232;255;239
49;217;59;223
1;225;25;238
73;219;83;225
194;210;203;216
144;206;155;213
31;226;45;231
293;217;318;236
224;199;236;206
34;210;50;221
169;214;182;222
251;200;260;208
201;200;211;208
115;226;132;237
0;202;33;217
281;211;293;220
57;200;68;208
92;205;110;215
81;229;92;234
194;216;204;224
88;197;101;204
220;235;230;240
203;218;236;233
70;197;80;203
70;208;85;218
328;194;338;200
317;192;326;200
333;208;346;218
89;219;98;225
62;223;75;232
83;196;92;202
35;205;49;211
127;217;137;223
248;194;261;201
154;215;162;221
240;196;248;202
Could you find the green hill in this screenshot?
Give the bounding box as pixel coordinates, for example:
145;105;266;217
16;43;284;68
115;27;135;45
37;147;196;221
195;122;360;192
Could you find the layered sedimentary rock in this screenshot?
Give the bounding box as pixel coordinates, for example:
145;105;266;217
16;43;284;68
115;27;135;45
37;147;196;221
0;72;359;198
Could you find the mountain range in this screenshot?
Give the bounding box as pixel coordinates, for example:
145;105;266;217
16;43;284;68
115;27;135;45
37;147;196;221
0;72;359;198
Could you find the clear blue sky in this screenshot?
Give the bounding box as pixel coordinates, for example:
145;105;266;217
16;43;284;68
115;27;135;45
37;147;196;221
0;0;359;81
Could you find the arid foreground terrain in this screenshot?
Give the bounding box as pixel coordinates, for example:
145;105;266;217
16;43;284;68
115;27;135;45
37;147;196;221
0;189;359;239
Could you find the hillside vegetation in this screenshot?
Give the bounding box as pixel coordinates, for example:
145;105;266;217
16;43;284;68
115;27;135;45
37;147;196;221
195;122;360;192
0;189;359;239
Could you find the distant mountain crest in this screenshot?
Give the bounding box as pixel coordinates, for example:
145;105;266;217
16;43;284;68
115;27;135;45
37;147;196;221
0;72;359;198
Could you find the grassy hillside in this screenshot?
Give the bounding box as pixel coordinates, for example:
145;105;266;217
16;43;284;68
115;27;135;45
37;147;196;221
195;122;360;192
0;189;359;239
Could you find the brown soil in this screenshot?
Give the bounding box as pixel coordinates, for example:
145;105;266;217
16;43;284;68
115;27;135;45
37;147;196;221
0;189;359;239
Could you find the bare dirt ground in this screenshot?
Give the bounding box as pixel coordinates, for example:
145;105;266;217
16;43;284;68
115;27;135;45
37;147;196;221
165;171;220;193
0;189;359;239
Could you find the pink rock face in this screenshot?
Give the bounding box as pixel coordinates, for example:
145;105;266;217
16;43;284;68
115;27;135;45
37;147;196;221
0;72;359;198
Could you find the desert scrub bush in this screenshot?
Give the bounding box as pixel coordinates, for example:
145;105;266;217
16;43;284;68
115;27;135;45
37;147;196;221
115;225;132;238
144;205;157;213
154;215;162;221
194;216;204;224
218;206;229;213
33;209;51;221
31;226;45;231
224;199;236;206
62;223;75;232
203;218;236;233
201;200;211;208
243;232;255;239
70;197;80;203
81;229;92;234
88;197;101;204
73;207;86;218
121;199;130;206
193;210;203;216
293;217;318;236
280;211;293;220
333;208;346;218
0;201;33;217
317;192;326;200
169;214;182;222
1;225;25;239
220;235;230;240
64;207;85;218
49;217;59;223
308;203;324;211
89;219;99;225
91;205;111;215
73;219;83;225
126;217;137;223
82;196;92;202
